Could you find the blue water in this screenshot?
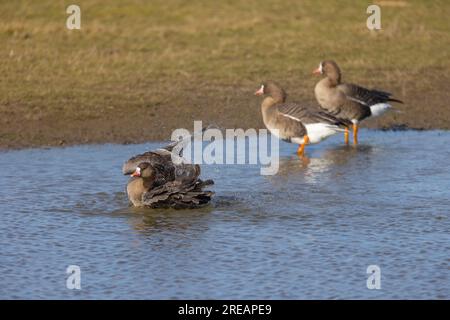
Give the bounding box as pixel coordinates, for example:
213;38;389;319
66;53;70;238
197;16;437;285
0;130;449;299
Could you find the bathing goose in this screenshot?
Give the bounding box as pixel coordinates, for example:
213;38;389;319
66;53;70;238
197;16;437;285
123;142;214;208
313;60;403;144
255;80;351;157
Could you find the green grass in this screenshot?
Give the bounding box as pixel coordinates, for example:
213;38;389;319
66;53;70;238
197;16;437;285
1;0;450;147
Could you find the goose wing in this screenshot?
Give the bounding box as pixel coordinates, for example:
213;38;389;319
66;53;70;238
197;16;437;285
122;150;173;175
338;83;403;106
278;102;351;127
142;175;214;209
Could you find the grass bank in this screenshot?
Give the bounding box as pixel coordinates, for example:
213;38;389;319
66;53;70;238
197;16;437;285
1;0;450;148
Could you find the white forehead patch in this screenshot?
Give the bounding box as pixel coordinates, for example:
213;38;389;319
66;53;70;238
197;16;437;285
261;84;264;91
319;62;323;73
136;167;141;173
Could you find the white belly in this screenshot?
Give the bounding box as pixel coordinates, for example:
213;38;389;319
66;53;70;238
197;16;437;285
304;123;342;144
265;118;341;145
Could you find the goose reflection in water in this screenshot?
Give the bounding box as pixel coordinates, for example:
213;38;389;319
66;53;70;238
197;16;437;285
273;144;374;184
124;207;213;238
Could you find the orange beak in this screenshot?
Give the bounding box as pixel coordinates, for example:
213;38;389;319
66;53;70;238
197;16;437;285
131;168;141;177
254;86;264;96
312;67;322;75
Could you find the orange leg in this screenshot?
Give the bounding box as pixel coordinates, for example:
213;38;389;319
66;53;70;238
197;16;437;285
353;123;359;145
297;135;310;157
344;127;349;145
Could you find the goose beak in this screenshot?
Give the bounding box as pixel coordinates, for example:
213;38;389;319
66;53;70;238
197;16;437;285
131;168;141;177
254;86;264;96
312;67;322;75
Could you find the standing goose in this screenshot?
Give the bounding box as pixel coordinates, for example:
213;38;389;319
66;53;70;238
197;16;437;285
254;80;351;157
313;60;403;144
123;141;214;208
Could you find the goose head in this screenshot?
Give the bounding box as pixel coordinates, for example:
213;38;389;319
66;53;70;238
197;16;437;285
312;60;341;83
254;80;287;103
131;162;156;179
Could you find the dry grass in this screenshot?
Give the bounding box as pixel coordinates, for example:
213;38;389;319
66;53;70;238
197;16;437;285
1;0;450;148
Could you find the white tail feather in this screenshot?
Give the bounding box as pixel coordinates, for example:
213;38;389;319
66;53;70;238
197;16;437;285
370;103;392;117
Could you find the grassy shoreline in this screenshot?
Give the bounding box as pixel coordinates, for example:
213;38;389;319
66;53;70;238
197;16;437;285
1;0;450;149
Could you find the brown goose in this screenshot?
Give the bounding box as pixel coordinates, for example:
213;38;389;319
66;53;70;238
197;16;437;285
123;142;214;209
313;60;403;144
254;80;351;157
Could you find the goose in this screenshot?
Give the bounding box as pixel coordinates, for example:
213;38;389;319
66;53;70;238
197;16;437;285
313;60;403;144
123;141;214;209
254;80;351;157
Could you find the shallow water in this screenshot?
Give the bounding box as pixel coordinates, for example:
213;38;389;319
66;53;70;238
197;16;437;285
0;130;449;299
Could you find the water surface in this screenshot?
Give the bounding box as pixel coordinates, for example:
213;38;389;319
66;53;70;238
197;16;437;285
0;130;449;299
